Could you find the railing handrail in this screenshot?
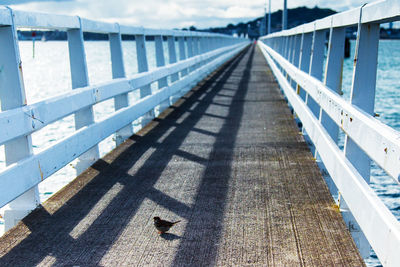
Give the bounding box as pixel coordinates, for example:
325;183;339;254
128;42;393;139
0;6;234;38
258;0;400;266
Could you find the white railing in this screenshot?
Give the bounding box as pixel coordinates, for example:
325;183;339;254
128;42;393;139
258;0;400;266
0;7;248;231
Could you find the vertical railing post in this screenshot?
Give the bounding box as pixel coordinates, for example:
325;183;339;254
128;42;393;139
299;33;312;76
135;33;154;127
187;35;194;58
320;24;345;143
167;35;179;82
316;24;345;198
67;17;99;175
154;35;169;113
308;28;326;169
192;36;199;56
298;32;312;101
0;8;39;232
200;36;207;54
187;35;195;72
212;36;216;50
276;38;280;52
290;34;301;89
309;29;325;81
342;21;380;259
280;36;288;74
178;36;188;77
109;25;132;146
192;35;200;78
296;32;313;141
285;36;291;61
167;35;180;104
193;36;200;55
207;36;212;52
292;34;302;68
281;36;287;56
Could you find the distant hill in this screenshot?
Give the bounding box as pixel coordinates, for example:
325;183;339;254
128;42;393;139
198;6;337;39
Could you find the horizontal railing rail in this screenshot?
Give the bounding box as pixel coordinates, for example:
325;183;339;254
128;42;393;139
0;6;249;231
0;44;242;147
1;7;234;37
258;0;400;266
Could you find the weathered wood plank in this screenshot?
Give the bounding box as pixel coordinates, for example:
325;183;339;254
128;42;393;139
0;45;364;266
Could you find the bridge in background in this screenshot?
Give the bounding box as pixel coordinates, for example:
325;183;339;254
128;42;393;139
1;1;400;266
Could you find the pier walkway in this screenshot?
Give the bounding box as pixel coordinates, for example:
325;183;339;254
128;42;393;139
0;45;364;266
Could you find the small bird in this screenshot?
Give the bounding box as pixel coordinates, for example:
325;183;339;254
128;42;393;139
153;216;180;234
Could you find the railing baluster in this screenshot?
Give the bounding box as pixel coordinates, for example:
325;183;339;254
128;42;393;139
167;35;179;104
299;33;312;75
178;36;188;77
67;18;100;174
298;32;312;101
307;27;330;189
282;36;290;75
192;36;200;72
0;8;39;232
292;34;301;68
154;35;169;113
309;29;325;81
187;35;195;72
109;27;125;79
187;36;194;58
167;35;179;82
109;25;132;146
290;34;301;89
316;24;345;198
298;32;313;144
211;36;217;50
283;36;289;58
307;28;324;119
287;36;293;63
135;34;154;127
200;36;207;53
342;21;380;259
192;36;198;56
320;25;345;143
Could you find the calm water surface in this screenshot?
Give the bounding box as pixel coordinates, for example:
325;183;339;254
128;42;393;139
336;40;400;267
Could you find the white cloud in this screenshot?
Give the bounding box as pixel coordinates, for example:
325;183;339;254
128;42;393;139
5;0;369;29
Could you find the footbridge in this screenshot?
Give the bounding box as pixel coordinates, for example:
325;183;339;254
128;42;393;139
1;1;400;266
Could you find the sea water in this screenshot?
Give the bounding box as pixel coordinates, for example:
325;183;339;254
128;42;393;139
341;40;400;267
0;40;399;266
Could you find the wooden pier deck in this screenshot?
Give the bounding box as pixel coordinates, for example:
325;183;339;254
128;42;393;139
0;45;365;266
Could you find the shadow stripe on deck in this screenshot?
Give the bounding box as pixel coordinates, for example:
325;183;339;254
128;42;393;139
0;45;365;266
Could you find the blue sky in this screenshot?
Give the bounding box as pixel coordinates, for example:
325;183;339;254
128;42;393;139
2;0;369;29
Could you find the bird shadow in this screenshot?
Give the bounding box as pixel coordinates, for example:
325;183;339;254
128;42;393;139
159;233;181;241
